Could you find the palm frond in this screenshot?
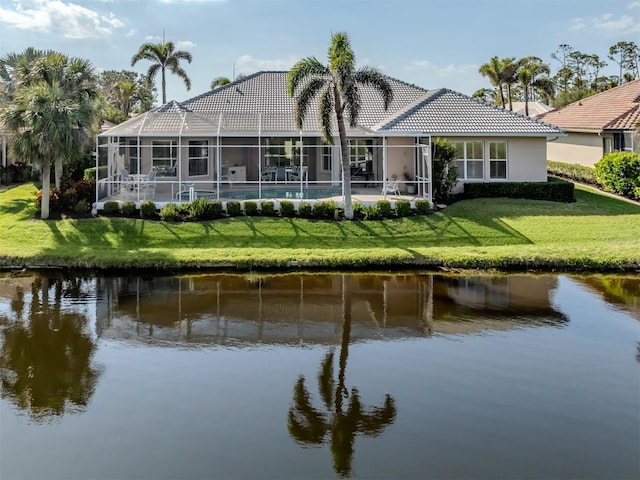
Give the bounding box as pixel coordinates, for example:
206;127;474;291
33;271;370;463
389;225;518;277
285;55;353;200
318;86;334;145
293;77;326;128
354;67;394;110
286;57;328;96
343;83;361;128
318;350;335;411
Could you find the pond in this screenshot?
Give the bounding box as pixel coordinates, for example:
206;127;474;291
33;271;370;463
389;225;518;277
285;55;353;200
0;272;638;479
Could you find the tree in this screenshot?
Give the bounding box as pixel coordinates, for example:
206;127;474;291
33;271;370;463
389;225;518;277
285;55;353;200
501;57;519;111
210;76;230;89
479;56;507;108
0;48;52;102
471;88;498;104
517;57;551;116
98;70;156;120
131;41;192;105
112;80;137;120
1;53;98;219
608;41;640;83
287;277;396;477
0;276;100;421
551;44;573;98
287;32;393;220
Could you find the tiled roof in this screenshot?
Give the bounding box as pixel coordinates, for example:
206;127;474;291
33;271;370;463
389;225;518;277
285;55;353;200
376;89;564;135
100;71;563;137
537;79;640;132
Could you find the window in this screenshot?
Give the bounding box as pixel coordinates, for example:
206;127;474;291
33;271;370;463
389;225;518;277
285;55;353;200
188;140;208;176
348;139;373;175
452;141;483;180
128;140;139;174
321;146;332;172
489;141;507;179
265;138;304;167
152;140;177;176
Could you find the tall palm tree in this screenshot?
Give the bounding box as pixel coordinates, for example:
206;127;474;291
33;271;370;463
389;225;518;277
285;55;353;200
479;56;507;108
501;57;518;111
517;57;551;116
288;277;396;476
210;76;230;89
287;32;393;220
131;41;192;104
2;53;98;219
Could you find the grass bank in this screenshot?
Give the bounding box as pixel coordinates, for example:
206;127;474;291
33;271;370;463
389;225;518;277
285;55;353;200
1;183;639;272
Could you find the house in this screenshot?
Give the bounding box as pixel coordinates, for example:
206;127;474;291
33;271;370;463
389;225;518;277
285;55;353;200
95;71;564;207
537;80;640;167
509;101;554;118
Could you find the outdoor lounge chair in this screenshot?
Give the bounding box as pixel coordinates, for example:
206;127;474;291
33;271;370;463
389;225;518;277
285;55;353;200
140;169;157;200
275;166;287;183
382;179;400;196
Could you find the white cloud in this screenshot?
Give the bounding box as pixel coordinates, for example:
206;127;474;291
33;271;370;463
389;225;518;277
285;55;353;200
235;54;297;74
629;1;640;9
157;0;226;3
176;40;196;49
404;59;477;78
569;12;640;36
0;0;126;38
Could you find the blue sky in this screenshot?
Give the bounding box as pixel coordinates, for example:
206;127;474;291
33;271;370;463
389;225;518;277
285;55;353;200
1;0;639;104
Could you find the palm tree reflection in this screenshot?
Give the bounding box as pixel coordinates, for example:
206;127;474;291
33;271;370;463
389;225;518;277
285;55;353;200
288;283;396;477
0;276;100;421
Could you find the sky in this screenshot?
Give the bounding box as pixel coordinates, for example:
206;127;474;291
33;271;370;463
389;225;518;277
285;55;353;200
1;0;639;105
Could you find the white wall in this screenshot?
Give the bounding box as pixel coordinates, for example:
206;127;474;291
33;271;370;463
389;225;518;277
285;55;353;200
546;132;605;167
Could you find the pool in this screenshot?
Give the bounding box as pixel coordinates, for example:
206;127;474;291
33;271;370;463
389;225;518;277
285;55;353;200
223;187;341;200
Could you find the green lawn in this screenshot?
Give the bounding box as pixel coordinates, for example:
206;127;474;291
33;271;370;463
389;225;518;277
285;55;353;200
1;183;639;271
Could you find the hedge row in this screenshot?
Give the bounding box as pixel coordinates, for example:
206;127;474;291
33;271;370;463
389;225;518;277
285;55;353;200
464;178;575;202
101;198;432;221
547;160;597;185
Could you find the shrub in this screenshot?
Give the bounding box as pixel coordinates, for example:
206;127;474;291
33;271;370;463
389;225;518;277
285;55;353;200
84;166;109;181
313;200;337;219
594;152;640;198
73;200;91;215
362;204;382;221
433;138;458;201
352;202;364;219
260;201;275;216
376;200;392;218
103;201;120;215
279;200;296;217
186;198;211;220
547;161;597;185
61;187;78;210
35;188;61;212
244;201;258;216
207;200;224;219
226;201;242;217
395;200;411;217
464;179;575;202
160;203;181;222
415;199;431;215
140;200;156;218
121;201;136;217
298;202;313;218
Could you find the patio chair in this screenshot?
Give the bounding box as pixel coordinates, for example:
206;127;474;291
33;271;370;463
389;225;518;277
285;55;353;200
275;166;287;183
140;169;157;200
382;179;400;196
120;169;135;198
261;170;273;182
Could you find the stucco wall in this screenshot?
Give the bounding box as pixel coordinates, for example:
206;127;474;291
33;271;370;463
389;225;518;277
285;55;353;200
546;132;604;167
386;137;416;188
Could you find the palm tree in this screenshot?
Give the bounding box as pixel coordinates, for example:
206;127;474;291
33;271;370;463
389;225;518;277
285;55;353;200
112;80;137;120
287;32;393;220
517;57;551;116
479;56;507;108
1;53;98;218
501;57;518;111
288;277;396;476
0;275;100;421
210;76;230;89
131;41;192;104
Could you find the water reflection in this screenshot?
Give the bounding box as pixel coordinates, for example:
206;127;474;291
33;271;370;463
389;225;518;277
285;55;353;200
288;277;396;477
0;276;101;421
95;273;568;346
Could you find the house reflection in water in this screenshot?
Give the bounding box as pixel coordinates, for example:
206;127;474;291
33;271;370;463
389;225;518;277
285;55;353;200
95;273;568;346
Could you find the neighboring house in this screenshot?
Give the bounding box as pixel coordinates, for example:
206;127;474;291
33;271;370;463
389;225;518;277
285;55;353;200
96;71;564;206
538;80;640;167
510;102;554;118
